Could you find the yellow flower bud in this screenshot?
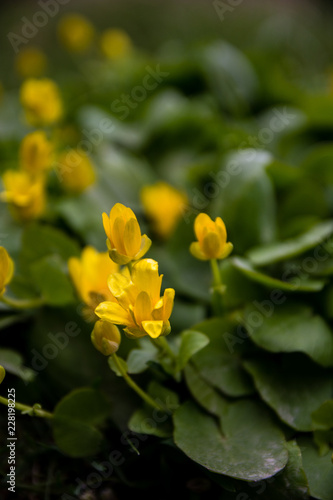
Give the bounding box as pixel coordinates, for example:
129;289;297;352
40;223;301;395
190;213;233;261
95;258;175;339
58;14;95;53
68;246;119;319
19;131;53;174
100;29;132;60
91;320;121;356
141;181;188;239
20;78;63;126
102;203;151;265
15;47;47;78
1;170;46;222
0;247;14;296
57;150;96;193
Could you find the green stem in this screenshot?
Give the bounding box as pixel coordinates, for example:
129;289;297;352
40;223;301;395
151;336;177;361
126;261;133;275
0;395;52;419
1;295;44;310
111;353;166;411
210;258;222;288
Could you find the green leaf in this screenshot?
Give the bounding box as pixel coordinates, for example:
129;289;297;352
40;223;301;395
147;380;179;412
244;357;333;431
30;255;75;306
126;348;157;374
176;330;209;372
190;318;254;397
52;387;110;458
211;149;276;253
244;304;333;367
108;355;128;377
128;408;173;438
20;223;80;267
184;364;228;416
312;401;333;430
173;400;288;480
248;221;333;266
299;437;333;500
0;348;35;383
232;257;326;292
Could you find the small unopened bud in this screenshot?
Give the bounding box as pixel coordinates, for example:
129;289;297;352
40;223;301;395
91;320;121;356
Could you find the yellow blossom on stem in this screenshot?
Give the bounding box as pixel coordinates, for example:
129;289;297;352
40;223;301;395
102;203;151;265
0;247;14;296
57;150;96;193
20;78;63;126
95;258;175;339
19;131;53;174
100;29;132;60
58;14;95;53
15;47;47;78
91;320;121;356
190;213;233;261
141;181;188;238
68;246;119;319
1;170;46;221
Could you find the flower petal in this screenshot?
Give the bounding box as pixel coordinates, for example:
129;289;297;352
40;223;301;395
142;320;164;338
190;241;208;260
132;259;161;303
123;218;141;257
218;241;234;260
134;291;152;326
215;217;227;244
134;234;152;260
95;301;131;326
102;212;113;244
194;213;215;242
202;231;221;259
111;216;126;254
162;288;175;321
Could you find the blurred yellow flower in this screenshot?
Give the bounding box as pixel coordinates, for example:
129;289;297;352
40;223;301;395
19;131;53;174
190;213;233;261
15;47;47;78
95;259;175;339
102;203;151;265
68;246;119;317
58;150;96;193
91;320;121;356
0;247;14;296
20;78;63;126
100;29;132;60
1;170;46;221
141;181;188;238
58;14;95;53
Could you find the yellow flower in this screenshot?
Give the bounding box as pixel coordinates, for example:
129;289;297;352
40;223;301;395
0;247;14;296
100;29;132;60
58;14;94;53
19;131;53;174
68;246;119;317
20;78;63;126
15;47;47;78
102;203;151;265
95;259;175;339
190;213;233;261
1;170;46;221
141;181;188;238
91;320;121;356
57;150;96;193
